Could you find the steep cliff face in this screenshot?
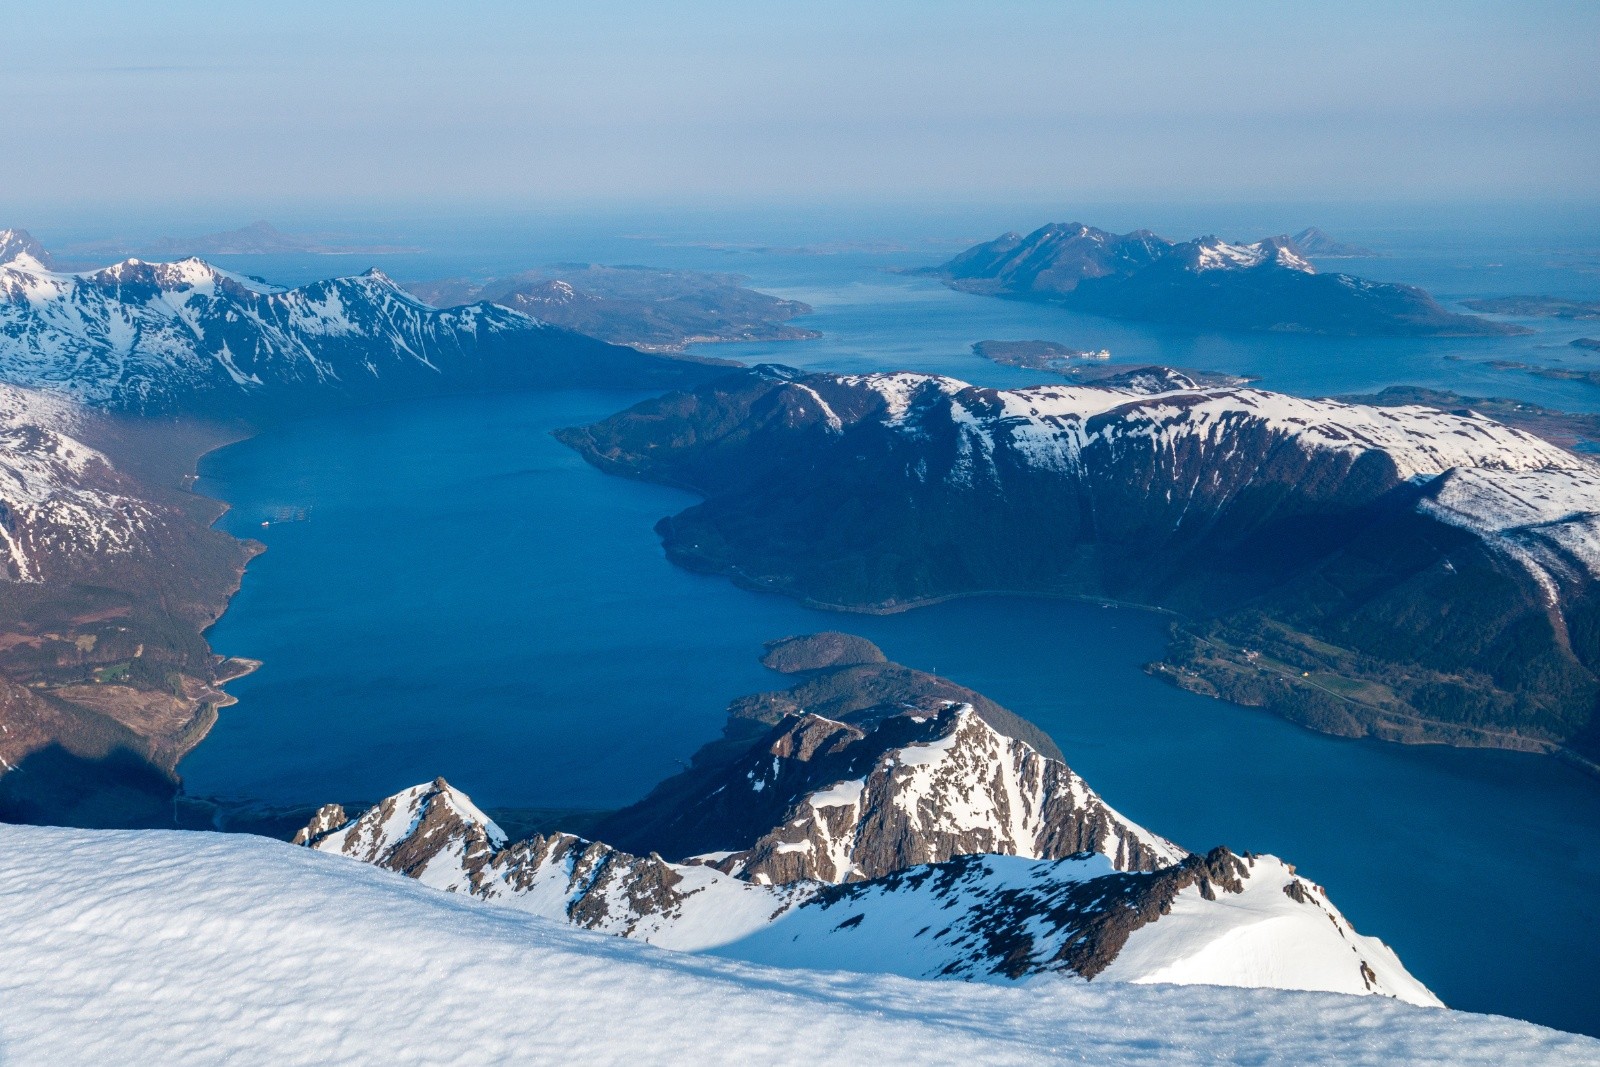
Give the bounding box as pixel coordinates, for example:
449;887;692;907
558;367;1600;756
0;247;722;414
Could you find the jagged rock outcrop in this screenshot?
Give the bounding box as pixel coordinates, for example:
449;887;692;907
690;704;1182;883
291;641;1434;1000
558;366;1600;759
933;222;1520;336
589;639;1104;864
297;778;811;947
298;778;1435;1004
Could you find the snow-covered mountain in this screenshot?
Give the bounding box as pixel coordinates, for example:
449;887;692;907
293;638;1430;1004
0;228;51;269
0;382;143;583
934;222;1520;336
298;773;1431;1003
622;703;1180;883
559;367;1600;759
0;240;720;413
10;822;1594;1066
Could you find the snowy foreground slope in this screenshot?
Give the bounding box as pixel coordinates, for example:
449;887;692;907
1;823;1592;1067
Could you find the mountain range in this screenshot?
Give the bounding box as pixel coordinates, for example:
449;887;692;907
932;223;1521;336
0;230;732;823
559;365;1600;762
295;633;1435;1003
0;230;723;415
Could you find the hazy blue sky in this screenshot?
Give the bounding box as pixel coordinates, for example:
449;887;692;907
2;1;1595;212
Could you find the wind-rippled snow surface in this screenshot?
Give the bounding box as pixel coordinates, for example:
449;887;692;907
0;824;1594;1066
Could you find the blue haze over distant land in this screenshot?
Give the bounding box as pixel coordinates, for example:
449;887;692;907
0;1;1596;216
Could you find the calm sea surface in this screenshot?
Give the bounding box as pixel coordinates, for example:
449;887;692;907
184;208;1600;1035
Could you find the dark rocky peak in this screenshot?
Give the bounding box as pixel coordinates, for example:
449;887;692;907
587;640;1179;882
941;222;1172;294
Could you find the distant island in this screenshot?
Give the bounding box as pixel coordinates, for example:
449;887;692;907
1487;359;1600;388
972;339;1109;371
1287;227;1379;258
65;220;421;258
407;264;821;353
1461;296;1600;320
931;222;1523;338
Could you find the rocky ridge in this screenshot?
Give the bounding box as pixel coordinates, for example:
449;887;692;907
297;744;1432;1000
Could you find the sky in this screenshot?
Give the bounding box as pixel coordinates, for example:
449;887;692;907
0;1;1596;215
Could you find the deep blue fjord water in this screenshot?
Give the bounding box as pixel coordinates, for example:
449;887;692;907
181;208;1600;1036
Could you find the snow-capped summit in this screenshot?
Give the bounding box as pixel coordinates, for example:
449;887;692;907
291;638;1435;1004
0;246;719;413
0;228;52;269
297;768;1431;1004
1179;234;1314;273
686;703;1183;883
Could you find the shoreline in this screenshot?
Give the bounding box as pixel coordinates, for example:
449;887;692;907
673;553;1600;775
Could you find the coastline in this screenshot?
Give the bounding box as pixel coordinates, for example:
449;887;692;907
668;549;1599;774
0;416;267;826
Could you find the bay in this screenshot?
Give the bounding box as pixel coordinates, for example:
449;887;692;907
184;208;1600;1035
